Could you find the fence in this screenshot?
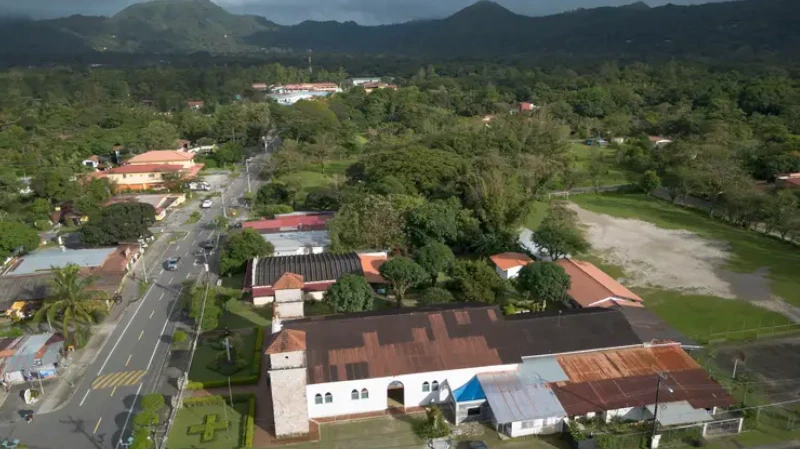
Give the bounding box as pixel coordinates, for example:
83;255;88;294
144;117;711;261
703;321;800;344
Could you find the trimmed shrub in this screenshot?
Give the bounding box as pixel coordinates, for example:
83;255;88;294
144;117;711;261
183;395;226;407
141;393;165;411
172;330;188;346
242;396;256;448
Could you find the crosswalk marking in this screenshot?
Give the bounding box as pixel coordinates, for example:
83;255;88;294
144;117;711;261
92;370;147;390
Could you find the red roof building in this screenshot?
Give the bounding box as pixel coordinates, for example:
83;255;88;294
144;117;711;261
242;213;333;233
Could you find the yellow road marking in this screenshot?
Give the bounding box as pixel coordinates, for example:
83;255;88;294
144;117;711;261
91;370;147;390
110;386;117;397
125;354;132;367
93;417;102;434
138;330;144;340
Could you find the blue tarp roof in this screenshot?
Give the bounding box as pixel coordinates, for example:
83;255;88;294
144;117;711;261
453;376;485;402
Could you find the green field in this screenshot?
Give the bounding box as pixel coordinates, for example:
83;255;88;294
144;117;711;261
569;142;629;188
166;402;249;449
277;157;357;195
188;329;257;384
568;193;800;342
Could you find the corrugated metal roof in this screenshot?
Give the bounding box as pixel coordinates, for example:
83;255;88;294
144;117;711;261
520;356;569;384
619;307;698;347
261;231;331;253
479;371;567;423
10;247;115;275
253;252;363;287
557;345;700;383
646;400;713;426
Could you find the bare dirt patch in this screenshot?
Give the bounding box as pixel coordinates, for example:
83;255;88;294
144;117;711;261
570;204;736;298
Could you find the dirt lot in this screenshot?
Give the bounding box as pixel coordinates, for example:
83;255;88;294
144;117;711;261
571;204;738;298
716;336;800;402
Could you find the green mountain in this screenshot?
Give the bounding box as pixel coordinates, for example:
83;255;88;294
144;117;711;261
0;0;798;61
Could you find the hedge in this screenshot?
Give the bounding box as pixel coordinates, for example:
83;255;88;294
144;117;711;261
241;395;256;449
183;396;226;407
252;327;264;378
187;327;264;390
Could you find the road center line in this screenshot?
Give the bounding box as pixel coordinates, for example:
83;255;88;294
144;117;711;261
159;292;165;301
138;330;144;340
169;276;174;283
93;417;102;434
115;383;143;449
79;390;90;406
149;310;155;319
96;283;155;375
125;354;132;367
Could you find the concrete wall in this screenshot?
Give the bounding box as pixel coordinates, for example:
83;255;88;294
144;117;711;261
605;406;648;422
306;364;516;419
306;291;325;301
509;417;564;437
276;289;302;303
253;295;275;306
270;367;310;437
270;350;305;370
275;301;304;319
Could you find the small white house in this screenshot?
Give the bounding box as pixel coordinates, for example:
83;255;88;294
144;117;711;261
490;252;533;280
261;230;331;257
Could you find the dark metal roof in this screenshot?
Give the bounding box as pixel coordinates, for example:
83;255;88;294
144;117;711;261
253;252;363;287
0;274;53;310
552;369;735;416
281;305;643;384
619;307;698;348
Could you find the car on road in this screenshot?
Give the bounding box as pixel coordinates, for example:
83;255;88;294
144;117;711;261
468;442;489;449
165;257;181;271
193;249;206;257
201;199;213;208
200;240;215;250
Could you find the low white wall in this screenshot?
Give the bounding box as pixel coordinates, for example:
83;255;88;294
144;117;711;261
254;295;275;306
307;364;517;419
509;417;564;437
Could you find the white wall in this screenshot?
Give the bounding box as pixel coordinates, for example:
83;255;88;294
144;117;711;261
253;295;275;306
276;301;304;319
509;417;564;437
306;364;517;419
306;291;325;301
273;246;325;257
276;289;302;303
496;265;523;280
605;406;648;422
270;350;305;370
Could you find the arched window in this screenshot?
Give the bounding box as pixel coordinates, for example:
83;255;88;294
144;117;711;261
432;381;439;391
314;394;323;405
324;392;333;404
351;389;359;400
361;388;369;399
422;381;430;392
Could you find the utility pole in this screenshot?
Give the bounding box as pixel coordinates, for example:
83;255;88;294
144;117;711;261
650;373;673;449
140;242;148;282
221;191;227;218
732;358;739;379
245;158;251;193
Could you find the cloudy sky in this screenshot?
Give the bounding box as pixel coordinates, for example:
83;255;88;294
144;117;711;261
1;0;727;24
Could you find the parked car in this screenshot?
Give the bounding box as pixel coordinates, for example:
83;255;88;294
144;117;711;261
165;257;181;271
200;240;215;250
201;199;213;208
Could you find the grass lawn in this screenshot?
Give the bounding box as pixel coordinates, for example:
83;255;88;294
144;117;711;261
219;297;271;329
188;328;256;384
166;402;249;449
568;142;629;188
571;193;800;307
277;157;357;196
219;272;246;290
287;416;568;449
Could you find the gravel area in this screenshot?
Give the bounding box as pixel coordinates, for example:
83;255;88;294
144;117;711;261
571;204;736;298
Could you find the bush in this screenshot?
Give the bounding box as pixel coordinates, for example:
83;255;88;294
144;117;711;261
141;393;166;411
172;330;188;346
413;406;450;440
132;410;158;430
417;287;454;306
255;204;293;218
502;304;517;315
252;327;264;377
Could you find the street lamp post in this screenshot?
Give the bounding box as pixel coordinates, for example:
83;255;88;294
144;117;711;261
650;373;674;449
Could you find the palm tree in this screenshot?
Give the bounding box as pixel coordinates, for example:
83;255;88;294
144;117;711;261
35;263;108;342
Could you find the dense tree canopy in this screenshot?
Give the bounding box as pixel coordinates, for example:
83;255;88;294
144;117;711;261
324;275;374;313
515;262;571;305
220;229;275;275
79;202;156;247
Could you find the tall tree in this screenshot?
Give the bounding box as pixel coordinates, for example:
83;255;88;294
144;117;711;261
413;242;455;287
324;274;374;313
79;202;156;247
220;229;274;275
36;263;108;342
378;257;427;307
0;220;40;259
532;203;590;259
447;260;507;304
515;262;571;305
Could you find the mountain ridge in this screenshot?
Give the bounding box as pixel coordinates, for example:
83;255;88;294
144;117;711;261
0;0;797;61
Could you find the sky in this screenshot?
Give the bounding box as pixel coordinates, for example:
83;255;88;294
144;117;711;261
0;0;728;24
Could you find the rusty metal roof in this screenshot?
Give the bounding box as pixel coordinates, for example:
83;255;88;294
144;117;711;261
552;368;735;416
282;305;643;384
557;345;701;383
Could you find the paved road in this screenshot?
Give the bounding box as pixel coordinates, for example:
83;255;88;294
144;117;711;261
0;156;263;449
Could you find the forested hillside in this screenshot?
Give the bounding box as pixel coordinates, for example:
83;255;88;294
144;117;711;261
0;0;798;62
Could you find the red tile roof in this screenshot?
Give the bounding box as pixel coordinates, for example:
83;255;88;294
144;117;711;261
243;214;332;232
556;259;643;308
127;150;195;164
358;254;388;283
104;164;185;174
266;329;306;354
490;252;533;271
273;273;304;290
